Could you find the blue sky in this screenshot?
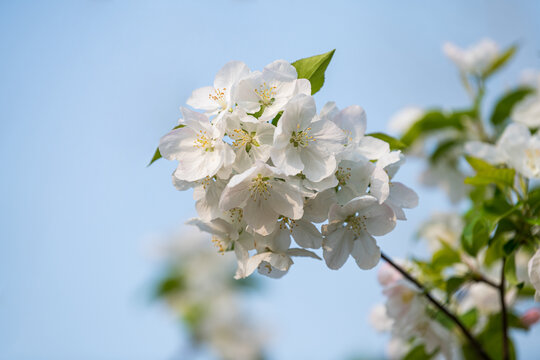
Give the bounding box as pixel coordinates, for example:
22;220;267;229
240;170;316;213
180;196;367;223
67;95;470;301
1;1;540;359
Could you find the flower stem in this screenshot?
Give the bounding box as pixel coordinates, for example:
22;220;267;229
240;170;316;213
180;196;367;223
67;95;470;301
380;252;491;360
500;257;509;360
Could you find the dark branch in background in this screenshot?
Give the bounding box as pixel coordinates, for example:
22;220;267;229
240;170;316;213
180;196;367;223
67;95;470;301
380;252;491;360
500;257;509;360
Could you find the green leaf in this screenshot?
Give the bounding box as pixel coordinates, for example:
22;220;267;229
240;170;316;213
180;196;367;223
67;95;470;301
446;276;467;299
432;243;461;269
292;49;335;95
429;138;462;163
461;216;490;256
504;254;519;285
460;308;479;328
465;156;495;172
401;110;467;146
154;273;186;298
490;87;535;125
365;132;406;151
403;344;436;360
482;44;517;79
147;124;185;166
465;168;516;189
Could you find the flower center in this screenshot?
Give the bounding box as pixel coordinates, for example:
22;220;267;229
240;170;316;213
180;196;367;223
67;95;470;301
289;125;314;148
336;166;352;186
278;217;297;232
254;82;276;106
249;173;272;200
211;237;226;254
346;213;368;236
193;130;215;152
230;129;260;152
228;208;243;224
208;87;227;110
525;148;540;176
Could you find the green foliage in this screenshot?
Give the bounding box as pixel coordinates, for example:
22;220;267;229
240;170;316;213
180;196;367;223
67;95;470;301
429;138;462;164
403;344;436;360
460;308;479;329
154;272;186;298
446;276;468;299
490;87;535;125
464;156;516;189
401;110;470;146
482;45;517;79
366;132;406;151
461;215;490;256
292;49;335;95
148;124;185;166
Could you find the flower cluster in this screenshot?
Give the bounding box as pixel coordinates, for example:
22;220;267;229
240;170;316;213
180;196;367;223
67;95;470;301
157;57;417;278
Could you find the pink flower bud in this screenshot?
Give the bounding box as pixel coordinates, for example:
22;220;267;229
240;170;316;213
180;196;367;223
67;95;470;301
521;308;540;328
377;262;402;286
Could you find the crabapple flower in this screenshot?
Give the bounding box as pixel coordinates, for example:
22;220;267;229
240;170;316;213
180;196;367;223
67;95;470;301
385;182;419;221
235;60;310;122
370;150;404;203
322;195;396;270
227;113;275;173
528;249;540;302
186;61;250;125
330;104;390;161
521;308;540;327
237;226;320;279
271;94;345;182
466;123;540;179
334;158;373;205
159;108;235;182
443;38;499;75
219;161;304;236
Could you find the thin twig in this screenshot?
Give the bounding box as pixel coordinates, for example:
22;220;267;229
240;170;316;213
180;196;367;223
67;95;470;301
381;252;491;360
500;257;509;360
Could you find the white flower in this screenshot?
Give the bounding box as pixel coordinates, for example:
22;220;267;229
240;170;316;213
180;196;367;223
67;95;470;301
467;123;540;179
234;60;310;122
186;61;250;124
331;104;390;161
271;94;345;181
385;182;418;221
369;304;393;332
528;249;540;302
219;161;304;236
302;188;337;223
159;108;235;182
322;195;396;270
388;106;425;134
193;176;228;221
236;227;320;279
418;212;463;252
370;151;403;203
334;158;373;205
227;113;275;173
443;38;499;75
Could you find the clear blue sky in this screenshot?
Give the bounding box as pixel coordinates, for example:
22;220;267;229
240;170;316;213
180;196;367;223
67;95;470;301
1;1;540;359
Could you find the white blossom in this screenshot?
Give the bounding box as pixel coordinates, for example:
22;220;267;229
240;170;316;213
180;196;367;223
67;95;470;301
234;60;310;122
443;38;499;75
322;195;396;270
271;94;345;182
186;61;250;126
529;249;540;302
159;108;235;182
219;161;304;236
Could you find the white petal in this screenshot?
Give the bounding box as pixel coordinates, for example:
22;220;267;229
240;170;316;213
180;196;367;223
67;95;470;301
267;180;304;220
291;219;323;249
389;182;419;209
243;198;279;235
213;61;250;90
357;136;390;160
186;86;219;111
263;59;297;81
528;249;540;302
350;232;381;270
333;105;366;140
286;248;322;260
300;147;336;182
323;227;354;270
370;167;390;203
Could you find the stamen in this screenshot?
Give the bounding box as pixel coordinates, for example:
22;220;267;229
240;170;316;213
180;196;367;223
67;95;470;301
249;173;272;200
254;82;277;106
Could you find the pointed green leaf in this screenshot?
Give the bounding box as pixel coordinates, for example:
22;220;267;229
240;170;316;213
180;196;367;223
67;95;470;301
482;44;517;79
490;86;534;125
292;49;335;95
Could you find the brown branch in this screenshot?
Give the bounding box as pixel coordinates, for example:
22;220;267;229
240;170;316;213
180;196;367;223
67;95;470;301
381;252;491;360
